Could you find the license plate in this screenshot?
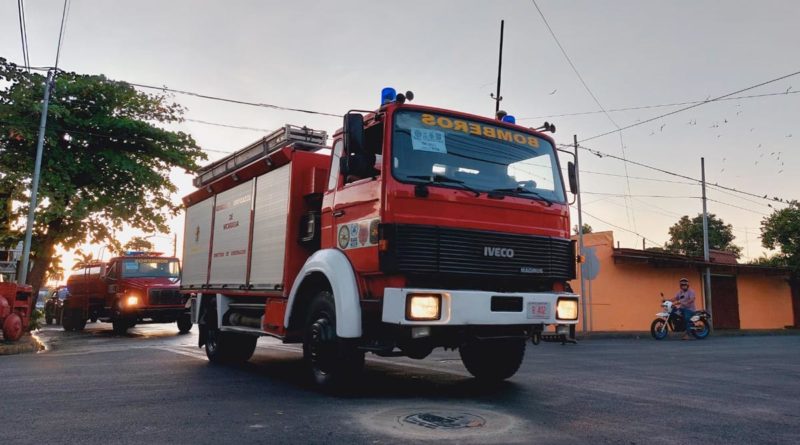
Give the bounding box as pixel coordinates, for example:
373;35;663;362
527;302;550;320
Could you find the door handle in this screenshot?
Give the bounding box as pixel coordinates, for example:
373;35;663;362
333;210;345;217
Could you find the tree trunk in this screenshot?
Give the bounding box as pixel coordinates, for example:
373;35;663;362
26;230;58;315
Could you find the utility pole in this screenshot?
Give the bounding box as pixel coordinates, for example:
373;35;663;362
492;20;505;114
18;69;55;285
575;135;588;333
701;158;713;318
173;233;177;257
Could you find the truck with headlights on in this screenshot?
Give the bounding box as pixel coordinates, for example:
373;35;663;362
182;90;580;386
63;252;189;334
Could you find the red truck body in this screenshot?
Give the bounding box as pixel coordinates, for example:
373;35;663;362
63;253;191;334
183;100;580;385
0;282;33;342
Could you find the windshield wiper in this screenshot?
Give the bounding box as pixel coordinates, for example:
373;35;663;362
489;187;554;206
405;174;480;197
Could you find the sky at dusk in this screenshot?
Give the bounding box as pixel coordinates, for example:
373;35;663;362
2;0;798;278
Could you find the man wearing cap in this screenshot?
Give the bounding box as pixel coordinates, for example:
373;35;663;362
672;278;697;339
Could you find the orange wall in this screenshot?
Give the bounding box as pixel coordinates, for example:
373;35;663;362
567;231;792;332
737;275;794;329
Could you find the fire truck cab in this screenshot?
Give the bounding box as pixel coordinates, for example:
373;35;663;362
183;91;579;386
63;252;189;334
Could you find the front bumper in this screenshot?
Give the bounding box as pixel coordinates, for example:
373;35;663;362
382;288;579;326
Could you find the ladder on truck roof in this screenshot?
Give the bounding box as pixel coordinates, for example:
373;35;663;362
193;124;328;187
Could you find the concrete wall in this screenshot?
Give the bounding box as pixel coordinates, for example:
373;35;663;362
570;231;793;331
737;275;794;329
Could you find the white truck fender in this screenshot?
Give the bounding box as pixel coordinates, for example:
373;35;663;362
284;249;362;338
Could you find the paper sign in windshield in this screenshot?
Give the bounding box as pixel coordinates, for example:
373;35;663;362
411;128;447;153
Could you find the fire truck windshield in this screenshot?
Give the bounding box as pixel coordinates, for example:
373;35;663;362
120;258;180;278
392;110;566;203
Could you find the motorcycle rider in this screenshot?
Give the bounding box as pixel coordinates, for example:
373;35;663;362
672;278;696;339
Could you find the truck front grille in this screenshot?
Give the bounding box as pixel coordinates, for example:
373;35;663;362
380;224;575;282
148;288;183;306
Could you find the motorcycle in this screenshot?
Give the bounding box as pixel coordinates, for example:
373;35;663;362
650;294;711;340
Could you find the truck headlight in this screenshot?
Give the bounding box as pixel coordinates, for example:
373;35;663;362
556;297;578;320
406;294;441;321
126;295;140;306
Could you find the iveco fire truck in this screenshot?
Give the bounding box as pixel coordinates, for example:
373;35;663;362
63;252;189;334
182;90;580;385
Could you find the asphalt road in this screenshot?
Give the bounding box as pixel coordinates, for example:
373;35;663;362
1;323;798;444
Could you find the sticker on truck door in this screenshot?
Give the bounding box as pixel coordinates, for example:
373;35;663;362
337;218;380;250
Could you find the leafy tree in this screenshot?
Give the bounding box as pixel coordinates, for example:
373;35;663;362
0;59;205;300
665;213;742;258
760;200;800;274
123;236;154;252
572;223;593;235
72;249;95;270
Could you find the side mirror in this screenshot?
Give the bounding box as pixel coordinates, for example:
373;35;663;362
567;161;578;194
341;113;377;179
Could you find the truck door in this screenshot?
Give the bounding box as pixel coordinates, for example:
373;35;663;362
325;117;383;273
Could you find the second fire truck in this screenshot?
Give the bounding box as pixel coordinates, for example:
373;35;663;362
182;89;580;385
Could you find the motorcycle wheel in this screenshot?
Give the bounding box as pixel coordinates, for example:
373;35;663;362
691;319;710;339
650;319;668;340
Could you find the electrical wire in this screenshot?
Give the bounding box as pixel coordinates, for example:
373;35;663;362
567;142;793;205
519;90;800;121
531;0;638;232
579;69;800;142
16;0;31;73
127;82;342;118
580;209;660;246
54;0;71;70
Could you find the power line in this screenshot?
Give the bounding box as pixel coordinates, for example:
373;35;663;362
16;0;31;72
582;192;699;199
569;142;793;205
183;118;272;133
706;198;770;217
519;90;800;121
54;0;71;70
127;82;342;118
581;209;660;246
580;169;697;185
579;69;800;142
530;0;637;232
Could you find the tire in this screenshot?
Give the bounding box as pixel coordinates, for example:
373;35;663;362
204;328;257;364
651;319;668;340
62;308;75;331
690;319;710;339
112;318;131;335
302;290;364;387
46;317;53;325
90;314;98;323
459;338;526;382
177;313;193;334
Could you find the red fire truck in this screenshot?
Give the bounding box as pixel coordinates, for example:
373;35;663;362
182;91;580;385
62;252;190;334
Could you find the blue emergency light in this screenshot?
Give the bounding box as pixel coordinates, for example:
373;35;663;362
381;87;397;105
502;115;516;124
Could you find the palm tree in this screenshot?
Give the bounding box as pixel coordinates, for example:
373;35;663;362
72;249;95;270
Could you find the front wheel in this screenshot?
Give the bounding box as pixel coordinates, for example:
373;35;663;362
177;313;193;334
459;338;526;381
112;318;133;335
303;290;364;387
2;313;23;342
650;319;669;340
204;329;257;363
691;319;711;339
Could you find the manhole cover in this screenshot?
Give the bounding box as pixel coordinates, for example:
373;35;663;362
402;412;486;430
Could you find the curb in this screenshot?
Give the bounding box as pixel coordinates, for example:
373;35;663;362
0;332;45;355
576;328;800;340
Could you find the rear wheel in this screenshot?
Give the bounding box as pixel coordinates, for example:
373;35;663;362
204;329;257;363
650;319;668;340
691;319;710;339
303;290;364;387
61;307;78;331
177;313;193;334
459;338;526;381
46;316;53;325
